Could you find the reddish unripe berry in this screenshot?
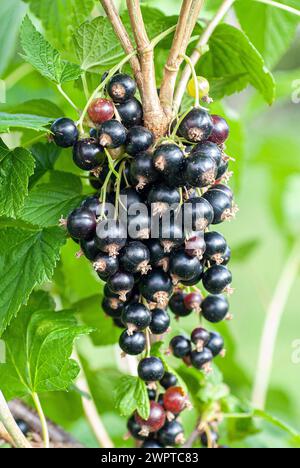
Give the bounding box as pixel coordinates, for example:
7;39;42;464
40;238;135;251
184;292;203;312
208;115;229;145
135;401;166;436
191;327;210;352
163;387;189;415
185;236;206;260
88;98;115;124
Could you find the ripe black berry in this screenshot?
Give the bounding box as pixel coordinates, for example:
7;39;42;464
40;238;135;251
139;269;173;308
138;357;165;382
184;153;217;188
108;73;137;103
181;268;204;287
201;429;219;447
183;197;214;232
102;296;124;318
142;440;164;448
178;108;213;143
51;117;78;148
158;420;185;446
204;231;227;264
16;419;30;435
160;372;178;390
99;120;127;148
150;308;170;335
116;97;143;128
135;401;166;435
93;253;119;279
95;221;127;257
159;218;184;253
185;236;206;260
207;331;225;357
73;139;104;170
148;184;181;217
67;208;96;240
191;327;210;351
107;271;135;301
191;348;213;370
120;241;151;275
216;158;229;180
201;295;229;323
119;330;146;355
126;126;154;155
192;141;222;167
120;187;143;209
202;189;233;224
127;416;147;441
202;265;232;294
169;292;190;317
213;245;231;266
130;152;158;191
80;237;100;261
147;239;168;265
208;114;229;145
127;210;151;241
169;249;203;284
213;183;233;201
121;303;151;333
153;144;185;186
81;195;100;216
170;335;191;358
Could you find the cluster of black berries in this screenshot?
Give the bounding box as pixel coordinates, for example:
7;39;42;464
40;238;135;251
127;372;190;448
51;71;236;448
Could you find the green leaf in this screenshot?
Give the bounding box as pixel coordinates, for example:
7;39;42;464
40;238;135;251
0;225;66;335
254;409;300;443
0;139;35;218
0;0;27;76
75;294;120;347
20;171;83;227
0;292;91;399
199;24;275;104
29;143;61;188
20;15;81;84
0;112;53;133
4;99;64;119
115;376;150;419
235;0;299;68
231;239;260;262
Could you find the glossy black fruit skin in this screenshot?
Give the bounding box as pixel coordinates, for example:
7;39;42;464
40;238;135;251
142;440;164;448
108;73;137;103
207;331;224;357
139;269;173;305
99;120;127;148
147;240;167;265
102;296;124;318
160;372;178;390
127;416;147;441
170;335;191;358
73;139;104;170
191;328;210;347
126;126;154;155
216;159;229;180
201;295;229;323
80;237;100;261
120;187;143;209
204;231;227;261
202;189;232;224
94;253;119;280
184;153;217;188
116;97;143;128
180;268;203;287
153;144;185;186
179;108;213;143
159;218;185;253
95;221;127;256
158;420;184;446
51;118;78;148
16;419;30;435
148;184;181;212
212;245;231;266
107;271;135;299
201;429;219;447
183;197;214;232
170;249;203;283
192;141;222;167
138;357;165;382
81;195;100;216
127;210;151;241
120;241;150;274
191;348;213;369
150;309;170;335
169;292;190;317
213;184;234;201
67;208;96;240
122;303;151;331
119;330;146;355
130;152;158;190
202;265;232;294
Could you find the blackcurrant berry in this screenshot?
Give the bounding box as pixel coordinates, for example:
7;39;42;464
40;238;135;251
139;269;173;308
212;183;233;201
160;372;178;390
201;295;229;323
99;120;127;148
169;249;203;284
185;235;206;260
191;141;222;167
116;97;143;128
73;139;104;170
163;386;190;415
126;126;154;155
50;117;78;148
216;158;229;181
88;98;114;124
208;115;229;145
127;210;151;241
147;388;157;400
202;189;233;224
93;253;119;279
89;172;102;190
183;197;214;232
153;144;185;186
200;429;219;448
81;195;100;217
213;245;231;266
204;231;227;264
119;330;146;355
138;357;165;382
147;239;168;265
102;296;124;318
170;336;191;358
169;292;190;317
95;221;127;257
178;108;213;143
127;416;147;441
80;237;100;261
130;152;158;191
202;265;232;294
119;187;143;210
121;302;151;333
158;420;185;446
67;208;96;240
191;327;210;351
181;268;204;287
148;184;181;217
142;440;164;448
16;419;30;435
159;218;185;253
207;331;225;357
150;309;170;335
108;73;137;103
191;348;213;370
135;401;166;435
184;153;217;188
107;271;135;301
120;241;151;275
184;292;203;312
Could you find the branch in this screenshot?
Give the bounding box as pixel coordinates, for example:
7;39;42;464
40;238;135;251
173;0;235;111
160;0;204;116
99;0;143;92
252;241;300;409
0;391;32;448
